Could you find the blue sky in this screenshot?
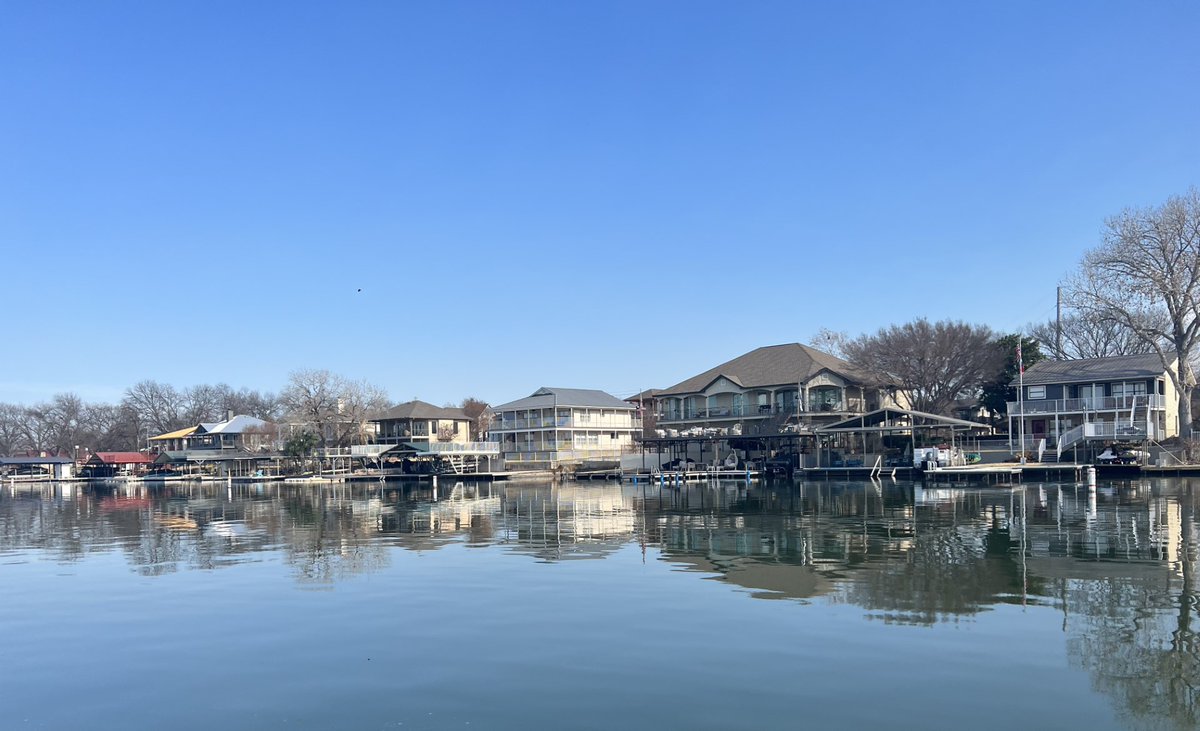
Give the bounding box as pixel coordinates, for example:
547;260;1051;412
2;1;1197;407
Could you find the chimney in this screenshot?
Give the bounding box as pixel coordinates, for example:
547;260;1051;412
227;410;234;422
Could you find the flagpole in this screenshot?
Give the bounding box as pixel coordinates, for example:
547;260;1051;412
1018;341;1026;465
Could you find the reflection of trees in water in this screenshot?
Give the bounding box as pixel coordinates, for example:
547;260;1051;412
279;492;388;584
1064;487;1200;731
640;482;1036;611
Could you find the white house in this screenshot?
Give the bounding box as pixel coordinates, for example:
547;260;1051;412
490;387;637;470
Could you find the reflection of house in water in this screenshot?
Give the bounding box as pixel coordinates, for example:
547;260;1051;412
499;484;638;561
384;482;502;547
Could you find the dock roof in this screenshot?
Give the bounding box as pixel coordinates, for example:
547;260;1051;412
90;452;154;465
0;456;74;465
657;343;882;397
816;407;988;433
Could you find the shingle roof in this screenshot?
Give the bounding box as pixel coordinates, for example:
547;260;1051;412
625;388;662;402
372;400;469;421
656;343;882;396
494;387;634;412
1013;353;1170;386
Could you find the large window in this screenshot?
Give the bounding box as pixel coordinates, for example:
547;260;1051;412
1112;382;1148;397
1027;386;1046;400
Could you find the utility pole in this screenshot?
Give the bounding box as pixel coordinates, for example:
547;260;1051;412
1056;286;1063;359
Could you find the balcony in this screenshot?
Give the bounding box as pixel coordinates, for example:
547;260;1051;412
491;416;634;431
1006;394;1166;416
658;402;859;423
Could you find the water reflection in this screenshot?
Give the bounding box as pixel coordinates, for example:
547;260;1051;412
3;477;1199;729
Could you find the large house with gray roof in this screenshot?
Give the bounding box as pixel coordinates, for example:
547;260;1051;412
370;400;472;447
489;387;637;469
1007;353;1179;461
654;343;902;435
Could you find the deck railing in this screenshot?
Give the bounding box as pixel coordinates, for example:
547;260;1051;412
1006;394;1165;415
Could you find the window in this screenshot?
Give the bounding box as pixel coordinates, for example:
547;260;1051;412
1027;386;1045;399
1112;382;1148;397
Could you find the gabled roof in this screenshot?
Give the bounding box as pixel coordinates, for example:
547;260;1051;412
657;343;882;397
1013;353;1170;386
150;425;199;441
625;388;662;402
494;387;634;412
372;400;469;422
90;452;154;465
203;415;273;435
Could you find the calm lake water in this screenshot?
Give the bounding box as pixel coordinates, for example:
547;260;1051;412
2;476;1197;731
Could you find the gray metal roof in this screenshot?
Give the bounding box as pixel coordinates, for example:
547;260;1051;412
372;400;469;422
1012;354;1169;386
203;415;274;434
0;456;73;465
494;387;635;412
657;343;883;397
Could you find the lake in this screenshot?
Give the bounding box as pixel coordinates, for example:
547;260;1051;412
1;477;1196;730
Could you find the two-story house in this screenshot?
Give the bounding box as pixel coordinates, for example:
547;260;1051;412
1007;353;1178;461
490;387;637;470
654;343;900;435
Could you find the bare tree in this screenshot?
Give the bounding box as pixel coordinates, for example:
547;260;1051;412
1028;316;1156;360
844;319;1000;416
215;385;280;421
181;384;225;425
0;402;27;455
280;369;389;447
807;328;850;359
1065;189;1200;438
460;397;491;441
122;380;186;435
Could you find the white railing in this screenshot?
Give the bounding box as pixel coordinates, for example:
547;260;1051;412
491;417;634;431
1009;435;1046;461
502;448;628;464
1057;424;1086;459
420;442;500;455
1081;421;1162;440
1007;393;1165;415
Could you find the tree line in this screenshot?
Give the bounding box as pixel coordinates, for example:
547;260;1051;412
0;368;492;457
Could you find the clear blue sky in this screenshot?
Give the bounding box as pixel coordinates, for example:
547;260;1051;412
2;1;1197;407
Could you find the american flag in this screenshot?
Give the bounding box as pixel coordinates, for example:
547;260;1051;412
1017;341;1024;374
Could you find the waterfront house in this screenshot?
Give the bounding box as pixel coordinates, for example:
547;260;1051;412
490;387;637;470
1006;353;1179;461
370;400;472;446
654;343;901;435
150;414;278;453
